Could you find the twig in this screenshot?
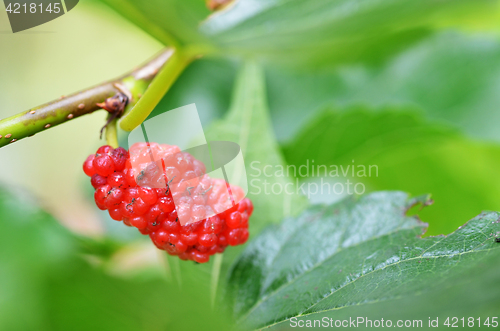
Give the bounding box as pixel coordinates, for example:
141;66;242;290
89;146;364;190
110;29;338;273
0;48;175;148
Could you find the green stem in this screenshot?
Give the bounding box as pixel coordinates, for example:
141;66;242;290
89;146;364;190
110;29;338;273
0;48;175;148
160;251;173;283
210;253;224;307
105;118;119;148
119;49;194;132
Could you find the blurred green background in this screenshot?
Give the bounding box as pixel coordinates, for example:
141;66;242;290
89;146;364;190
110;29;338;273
1;0;500;329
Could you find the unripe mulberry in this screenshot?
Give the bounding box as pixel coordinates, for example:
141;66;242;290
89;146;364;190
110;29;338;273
83;143;252;263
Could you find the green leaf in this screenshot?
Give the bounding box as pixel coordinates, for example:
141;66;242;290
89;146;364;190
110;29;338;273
267;31;500;142
146;58;238;125
0;186;232;331
284;249;500;328
226;191;500;329
98;0;497;67
282;107;500;236
206;61;308;234
201;0;497;66
0;186;79;331
98;0;209;46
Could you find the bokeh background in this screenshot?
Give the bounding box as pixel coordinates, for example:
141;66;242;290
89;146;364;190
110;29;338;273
0;0;162;235
1;0;500;330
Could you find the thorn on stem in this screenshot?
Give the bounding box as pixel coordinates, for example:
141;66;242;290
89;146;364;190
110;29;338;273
97;92;129;139
97;93;128;116
100;112;119;139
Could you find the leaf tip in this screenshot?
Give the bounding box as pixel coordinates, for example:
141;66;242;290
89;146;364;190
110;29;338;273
405;194;434;215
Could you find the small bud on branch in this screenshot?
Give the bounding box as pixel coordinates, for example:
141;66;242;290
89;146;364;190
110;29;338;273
0;48;176;148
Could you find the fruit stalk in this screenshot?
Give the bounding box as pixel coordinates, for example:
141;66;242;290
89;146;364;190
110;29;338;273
105;119;119;149
118;49;193;132
0;48;176;148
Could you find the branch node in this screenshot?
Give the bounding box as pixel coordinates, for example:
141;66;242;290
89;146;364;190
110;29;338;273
98;92;129;139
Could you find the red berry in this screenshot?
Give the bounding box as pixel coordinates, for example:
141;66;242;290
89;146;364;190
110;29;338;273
124;166;137;187
94;184;111;205
120;201;135;218
146;204;162;223
241;213;249;228
122;189;149;215
139;228;150;235
175;240;188;253
227;211;242;228
179;253;189;261
109;208;122;221
133;198;150;215
191;204;206;221
208;245;219;256
111;147;128;171
153;230;169;248
195;244;209;253
237;199;248;213
218;235;228;247
180;233;198;246
125;187;140;200
165;243;178;255
199;233;217;247
104;188;124;209
147;213;162;232
228;229;244;246
129;216;147;230
83;143;253;264
96;201;107;210
163;219;181;233
91;174;108;189
169;232;180;244
83;155;96;177
201;216;223;234
93;155;114;176
158;196;175;213
107;172;128;188
139;187;158;205
97;145;112;155
176;203;192;221
246;199;254;215
193;252;209;264
240;228;249;244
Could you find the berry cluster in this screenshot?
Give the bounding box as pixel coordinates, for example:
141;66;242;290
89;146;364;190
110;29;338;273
83;143;252;263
